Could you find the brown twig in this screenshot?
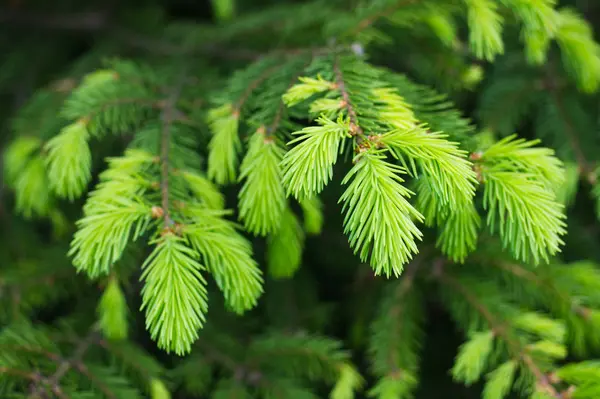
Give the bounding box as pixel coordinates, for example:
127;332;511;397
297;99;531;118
333;57;363;136
29;327;101;399
159;74;186;228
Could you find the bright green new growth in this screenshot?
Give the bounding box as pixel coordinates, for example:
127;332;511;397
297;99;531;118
207;103;241;185
98;275;129;341
183;206;263;313
281;115;350;200
141;233;208;356
464;0;504;61
477;135;567;263
341;153;423;277
44;120;92;200
452;330;495;385
238;129;286;236
300;196;324;235
482;361;517;399
69;150;154;277
267;207;305;279
6;1;600;397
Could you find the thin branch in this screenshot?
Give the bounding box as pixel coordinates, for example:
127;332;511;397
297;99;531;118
74;362;117;399
29;327;100;399
159;74;186;228
333;57;363;137
439;272;563;398
266;55;317;137
2;367;68;399
333;56;371;151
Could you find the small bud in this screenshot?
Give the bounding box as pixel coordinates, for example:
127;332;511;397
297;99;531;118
469;152;483;161
151;206;164;219
548;372;560;384
587;171;597;185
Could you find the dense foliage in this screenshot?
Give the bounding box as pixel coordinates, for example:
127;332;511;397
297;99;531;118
2;0;600;398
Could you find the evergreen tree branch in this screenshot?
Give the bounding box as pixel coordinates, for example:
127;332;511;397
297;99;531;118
72;362;117;399
29;326;101;399
1;367;68;399
439;271;563;398
543;76;596;183
333;57;366;141
159;72;186;228
492;261;592;320
235;65;283;113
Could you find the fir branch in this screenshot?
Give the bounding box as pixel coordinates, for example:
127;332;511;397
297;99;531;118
439;272;563;399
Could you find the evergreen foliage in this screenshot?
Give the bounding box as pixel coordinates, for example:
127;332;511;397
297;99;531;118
3;0;600;398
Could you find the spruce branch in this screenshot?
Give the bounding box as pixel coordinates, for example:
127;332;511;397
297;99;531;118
1;368;68;399
340;152;424;277
492;261;592;320
439;272;563;399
